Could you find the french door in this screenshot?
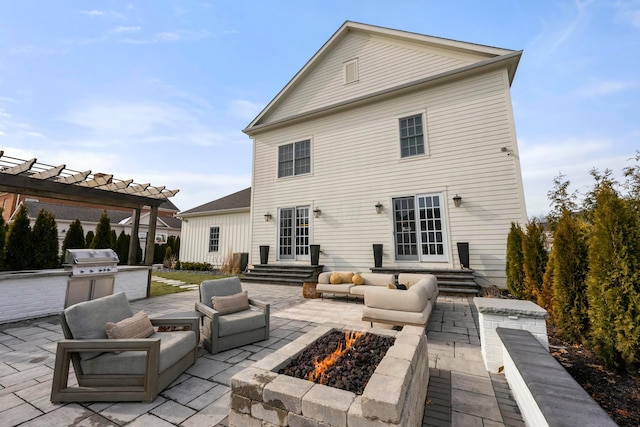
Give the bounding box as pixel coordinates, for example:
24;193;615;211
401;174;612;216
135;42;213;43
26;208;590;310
278;206;310;260
393;193;449;262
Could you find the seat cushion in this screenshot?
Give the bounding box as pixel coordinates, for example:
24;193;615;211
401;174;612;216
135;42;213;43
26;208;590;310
362;300;432;327
64;292;134;360
218;307;266;337
360;273;395;287
364;286;427;312
316;283;353;294
79;331;196;375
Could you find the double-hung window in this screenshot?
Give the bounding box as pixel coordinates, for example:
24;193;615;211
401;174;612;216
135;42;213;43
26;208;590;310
399;114;425;158
278;139;311;178
208;226;220;252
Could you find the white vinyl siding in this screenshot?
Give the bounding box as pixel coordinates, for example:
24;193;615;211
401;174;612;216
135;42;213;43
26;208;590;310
263;33;480;123
251;69;526;286
180;210;250;265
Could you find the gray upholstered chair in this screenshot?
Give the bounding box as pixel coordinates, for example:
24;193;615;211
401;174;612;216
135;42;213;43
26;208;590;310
50;292;198;403
195;276;270;354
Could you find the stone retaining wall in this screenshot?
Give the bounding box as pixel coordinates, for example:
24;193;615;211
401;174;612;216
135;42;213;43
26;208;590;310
230;324;430;427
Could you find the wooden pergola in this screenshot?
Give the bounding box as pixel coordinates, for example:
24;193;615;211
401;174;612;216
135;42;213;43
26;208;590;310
0;151;179;266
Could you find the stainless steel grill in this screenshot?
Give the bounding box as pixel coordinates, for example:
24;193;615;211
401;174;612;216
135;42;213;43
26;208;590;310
64;248;119;276
64;249;119;308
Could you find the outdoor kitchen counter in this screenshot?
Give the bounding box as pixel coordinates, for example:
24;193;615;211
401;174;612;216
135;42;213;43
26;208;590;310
0;265;151;324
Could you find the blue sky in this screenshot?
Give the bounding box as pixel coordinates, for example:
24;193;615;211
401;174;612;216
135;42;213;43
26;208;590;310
0;1;638;217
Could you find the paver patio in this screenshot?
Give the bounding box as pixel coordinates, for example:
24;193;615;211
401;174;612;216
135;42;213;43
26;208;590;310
0;281;523;426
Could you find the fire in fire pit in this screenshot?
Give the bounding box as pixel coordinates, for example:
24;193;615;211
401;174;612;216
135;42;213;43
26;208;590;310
280;329;395;395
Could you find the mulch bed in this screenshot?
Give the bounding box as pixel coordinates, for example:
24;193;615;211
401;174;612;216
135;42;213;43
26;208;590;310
547;325;640;426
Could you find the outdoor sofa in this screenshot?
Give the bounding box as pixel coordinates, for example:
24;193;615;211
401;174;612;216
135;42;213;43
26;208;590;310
362;273;439;327
315;271;396;301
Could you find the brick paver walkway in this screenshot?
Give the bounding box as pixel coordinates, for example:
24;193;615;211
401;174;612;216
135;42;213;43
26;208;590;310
0;283;523;426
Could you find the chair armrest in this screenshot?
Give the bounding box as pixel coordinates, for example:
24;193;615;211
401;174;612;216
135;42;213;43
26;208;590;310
195;301;219;319
57;338;161;353
151;317;200;344
248;298;270;310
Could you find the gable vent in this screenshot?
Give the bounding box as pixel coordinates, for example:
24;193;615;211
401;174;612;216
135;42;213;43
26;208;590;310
344;58;358;84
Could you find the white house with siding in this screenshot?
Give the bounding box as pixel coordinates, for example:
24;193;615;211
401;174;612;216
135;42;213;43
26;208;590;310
177;188;251;266
243;21;528;287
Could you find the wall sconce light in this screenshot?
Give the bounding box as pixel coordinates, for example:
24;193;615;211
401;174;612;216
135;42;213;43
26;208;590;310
375;202;383;214
453;194;462;208
264;213;272;222
313;207;322;218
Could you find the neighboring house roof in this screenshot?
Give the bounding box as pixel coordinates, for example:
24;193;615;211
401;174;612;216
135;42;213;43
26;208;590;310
178;187;251;217
159;199;180;212
23;201;181;229
244;21;521;134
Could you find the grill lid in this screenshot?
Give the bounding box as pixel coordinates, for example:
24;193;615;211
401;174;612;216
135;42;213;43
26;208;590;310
64;249;120;266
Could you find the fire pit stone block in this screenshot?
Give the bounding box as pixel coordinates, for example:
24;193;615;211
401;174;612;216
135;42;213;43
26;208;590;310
230;367;277;401
264;375;315;414
230;393;251;414
302;383;356;427
251;401;289;425
361;373;408;423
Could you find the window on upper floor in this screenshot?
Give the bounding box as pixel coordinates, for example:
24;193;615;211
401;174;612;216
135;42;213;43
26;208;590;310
344;58;358;84
208;226;220;252
278;139;311;178
399;114;426;158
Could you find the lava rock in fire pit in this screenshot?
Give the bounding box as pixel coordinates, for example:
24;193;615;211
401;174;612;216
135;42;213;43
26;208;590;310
279;329;395;395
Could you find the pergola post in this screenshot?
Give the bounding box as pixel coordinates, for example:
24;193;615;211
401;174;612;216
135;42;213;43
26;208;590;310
128;208;141;265
144;206;159;266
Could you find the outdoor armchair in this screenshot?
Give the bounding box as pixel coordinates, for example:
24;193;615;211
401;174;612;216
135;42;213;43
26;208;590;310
50;292;198;403
195;276;270;354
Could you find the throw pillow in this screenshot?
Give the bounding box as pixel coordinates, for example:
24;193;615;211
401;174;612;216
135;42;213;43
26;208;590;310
105;311;155;340
396;284;408;290
330;272;342;284
387;283;397;289
212;291;250;315
352;273;365;285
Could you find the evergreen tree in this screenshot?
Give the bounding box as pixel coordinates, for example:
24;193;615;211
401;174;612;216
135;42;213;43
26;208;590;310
136;240;143;263
174;236;180;259
0;209;7;270
505;222;526;298
539;249;555;313
5;204;34;270
61;219;85;263
91;211;112;249
110;230;117;250
85;230;95;248
522;219;548;303
586;180;640;370
115;231;130;264
552;210;590;343
32;209;59;269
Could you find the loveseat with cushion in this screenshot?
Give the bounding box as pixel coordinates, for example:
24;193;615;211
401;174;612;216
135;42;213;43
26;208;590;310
316;271;396;301
362;274;438;328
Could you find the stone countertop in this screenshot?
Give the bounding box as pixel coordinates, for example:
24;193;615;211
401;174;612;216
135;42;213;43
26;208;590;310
473;297;548;318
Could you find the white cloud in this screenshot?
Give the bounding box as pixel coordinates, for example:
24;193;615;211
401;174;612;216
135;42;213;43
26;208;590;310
109;26;141;34
228;99;264;121
80;9;124;19
576;80;636;97
81;10;105;17
519;136;631;216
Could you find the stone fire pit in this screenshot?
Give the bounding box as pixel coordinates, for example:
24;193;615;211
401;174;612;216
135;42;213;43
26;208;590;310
229;324;429;426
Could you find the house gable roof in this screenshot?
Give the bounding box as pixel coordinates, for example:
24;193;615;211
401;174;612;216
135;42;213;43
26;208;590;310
178;187;251;217
244;21;521;134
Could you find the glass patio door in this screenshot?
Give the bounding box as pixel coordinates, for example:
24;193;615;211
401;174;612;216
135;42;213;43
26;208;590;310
278;206;310;260
393;193;448;262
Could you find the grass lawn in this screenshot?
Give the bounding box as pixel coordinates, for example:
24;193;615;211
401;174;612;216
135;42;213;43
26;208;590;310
152;271;227;285
150;281;192;297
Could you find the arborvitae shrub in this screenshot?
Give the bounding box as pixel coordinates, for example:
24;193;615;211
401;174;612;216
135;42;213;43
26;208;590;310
522;219;548;303
5;204;34;270
115;231;130;264
174;236;180;258
110;230;117;250
505;222;526;298
91;211;112;249
32;209;59;269
539;249;555;313
586;183;640;370
85;230;95;248
552;210;590;343
61;219;85;263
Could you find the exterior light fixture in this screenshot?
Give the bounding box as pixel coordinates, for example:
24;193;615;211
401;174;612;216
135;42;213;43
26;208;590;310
453;194;462;208
264;213;272;222
313;207;322;218
375;202;383;214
